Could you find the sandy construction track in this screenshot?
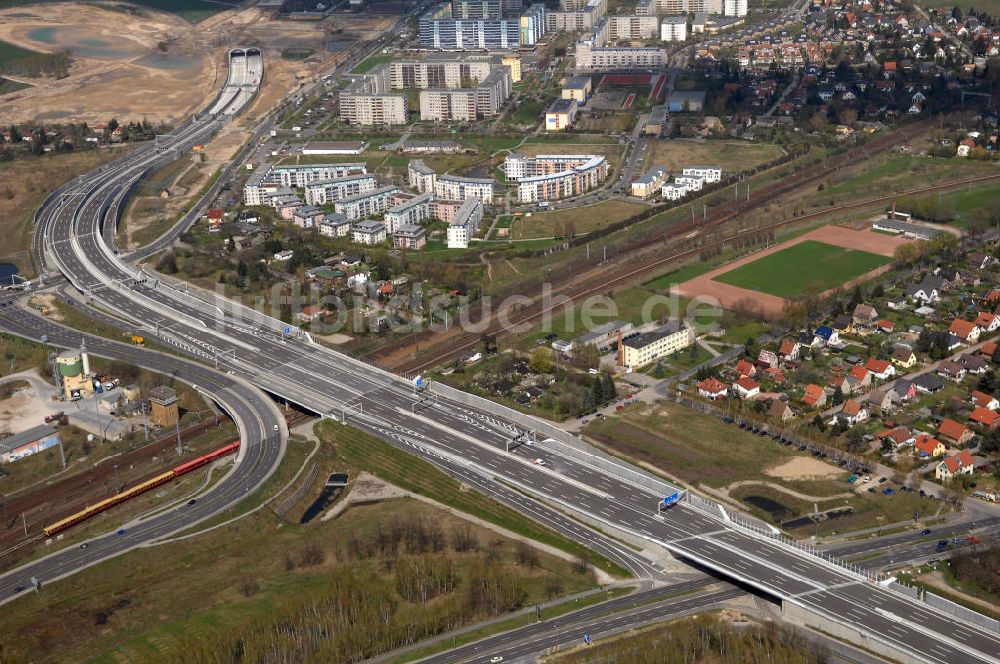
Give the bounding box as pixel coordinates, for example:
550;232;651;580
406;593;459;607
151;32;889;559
675;225;911;317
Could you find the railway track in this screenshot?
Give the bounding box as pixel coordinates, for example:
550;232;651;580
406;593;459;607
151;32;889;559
390;150;998;374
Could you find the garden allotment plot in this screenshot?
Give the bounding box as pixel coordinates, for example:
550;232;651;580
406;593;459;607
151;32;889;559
712;240;890;299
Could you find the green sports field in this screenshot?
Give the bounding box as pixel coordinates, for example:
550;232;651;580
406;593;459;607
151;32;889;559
712;240;890;299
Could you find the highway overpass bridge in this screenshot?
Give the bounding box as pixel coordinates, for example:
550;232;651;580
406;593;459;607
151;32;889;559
2;48;999;664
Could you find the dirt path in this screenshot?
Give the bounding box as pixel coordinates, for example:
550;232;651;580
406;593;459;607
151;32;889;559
676;225;911;317
918;571;1000;614
716;480;854;503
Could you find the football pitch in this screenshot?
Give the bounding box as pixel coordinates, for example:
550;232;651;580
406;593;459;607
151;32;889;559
712;240;890;299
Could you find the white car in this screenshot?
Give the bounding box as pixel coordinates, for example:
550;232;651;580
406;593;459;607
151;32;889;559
491;658;504;663
533;458;545;466
863;476;871;483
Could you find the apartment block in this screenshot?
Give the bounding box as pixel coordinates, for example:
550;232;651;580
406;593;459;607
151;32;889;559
304;173;378;206
390;58;494;89
504;153;609;202
618;322;693;369
418;68;512;121
407;159;437;193
393;224;427;250
334;185;401;220
339;67;408;126
447;198;484;248
660;15;687;41
352;220;387;246
575;39;666;70
636;0;722;14
451;0;502;19
420;7;521;50
434;174;495;203
608;15;659;41
546;0;606;32
681;165;721;183
519;4;547;45
384;193;434;233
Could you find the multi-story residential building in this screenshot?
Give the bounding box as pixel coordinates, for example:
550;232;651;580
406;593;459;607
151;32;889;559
723;0;747;17
352;220;388;246
630;168;665;198
661;182;688;200
390;58;494;89
451;0;502;19
339;67;408;126
519;4;547;45
546;0;606;32
420;5;521;50
319;213;352;237
501;54;522;82
271;163;368;188
545;99;578;131
292;205;325;229
384;193;434;233
272;194;304;219
335;186;401;220
561;76;592;102
608;15;659;41
575;40;666;70
419;68;512;121
504;153;609;202
434;174;495;203
636;0;722;15
661;15;687;41
674;174;704;191
430;198;465;223
681;166;721;183
393;224;428;250
502;0;523;15
304;173;379;206
408;159;437;193
618;322;693;369
447;198;484;248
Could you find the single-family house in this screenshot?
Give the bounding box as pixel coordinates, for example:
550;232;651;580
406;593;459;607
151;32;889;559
913;434;946;458
967;252;997;270
867;386;901;413
905;279;941;303
877;319;896;334
801;384;827;408
938;418;974;446
814;326;839;345
733;377;760;400
735;358;757;378
852;303;879;328
866;358;895;381
833;399;869;426
975;312;1000;332
697;377;729;400
833;314;855;335
949;318;981;345
878;426;916;450
912;373;944;393
936;360;967;382
971;390;1000;410
891;345;917;368
960;355;989;375
778;338;800;361
297;305;328;323
935;449;975;481
768;399;795;422
970;407;1000;430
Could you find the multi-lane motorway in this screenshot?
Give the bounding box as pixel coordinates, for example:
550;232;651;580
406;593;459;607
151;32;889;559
2;47;999;664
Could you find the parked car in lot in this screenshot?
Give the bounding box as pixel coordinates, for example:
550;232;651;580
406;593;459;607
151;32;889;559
882;488;894;496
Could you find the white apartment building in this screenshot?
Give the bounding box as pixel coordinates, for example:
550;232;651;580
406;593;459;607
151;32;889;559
608;15;659;41
339;67;408;126
660;16;687;41
505;153;609;203
352;220;387;246
384;193;434;233
319;213;352;237
636;0;722;15
724;0;747;17
447;198;484;248
418;68;512;121
618;322;693;369
408;159;437;193
674;174;705;191
681;166;721;183
575;40;666;70
661;182;689;200
435;174;495;204
390;58;494;89
334;186;401;220
272;163;367;188
304;173;378;206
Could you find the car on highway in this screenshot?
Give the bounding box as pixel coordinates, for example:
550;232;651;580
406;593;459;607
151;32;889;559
116;529;126;536
79;543;88;550
187;499;197;506
491;657;504;663
921;528;932;536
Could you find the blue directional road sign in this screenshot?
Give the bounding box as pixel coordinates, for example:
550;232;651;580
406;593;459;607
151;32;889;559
283;327;292;335
415;375;424;388
662;491;680;507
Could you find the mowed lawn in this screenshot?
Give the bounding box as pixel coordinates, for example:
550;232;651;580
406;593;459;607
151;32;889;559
712;240;890;299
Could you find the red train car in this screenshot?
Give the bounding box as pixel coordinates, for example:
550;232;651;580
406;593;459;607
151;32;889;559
172;441;240;476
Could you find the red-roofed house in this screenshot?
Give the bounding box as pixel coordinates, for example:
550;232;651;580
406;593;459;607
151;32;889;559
970;407;1000;430
735;359;757;378
878;427;915;450
981;341;998;359
935;449;975;481
877;319;895;334
296;305;328;323
938;418;974;446
733;377;760;400
697;377;728;400
914;434;946;458
975;312;1000;332
971;392;999;412
833;399;868;426
801;384;826;408
865;358;895;381
949;318;981;344
778;338;800;361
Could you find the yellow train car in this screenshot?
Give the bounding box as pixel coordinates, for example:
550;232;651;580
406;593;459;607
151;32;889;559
42;471;176;537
